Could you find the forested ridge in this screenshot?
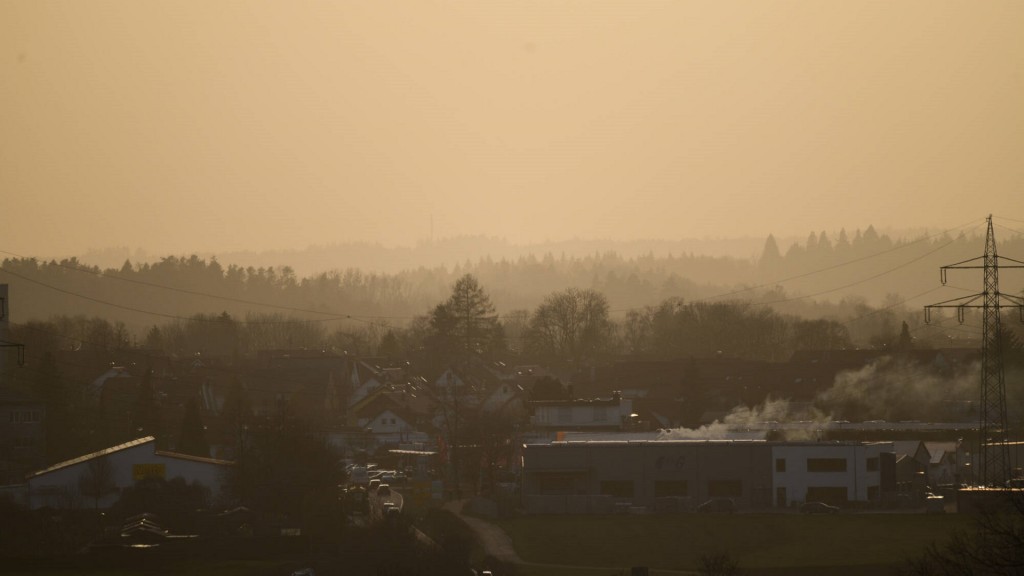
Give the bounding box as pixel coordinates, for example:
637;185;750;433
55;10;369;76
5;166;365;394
3;225;1023;362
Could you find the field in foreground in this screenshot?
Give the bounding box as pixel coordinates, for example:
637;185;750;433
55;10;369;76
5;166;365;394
494;512;974;575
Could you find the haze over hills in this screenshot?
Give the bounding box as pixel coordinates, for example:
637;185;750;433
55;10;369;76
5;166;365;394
71;226;945;277
4;217;1023;349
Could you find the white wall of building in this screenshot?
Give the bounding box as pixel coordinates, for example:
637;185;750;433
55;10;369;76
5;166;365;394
771;443;885;507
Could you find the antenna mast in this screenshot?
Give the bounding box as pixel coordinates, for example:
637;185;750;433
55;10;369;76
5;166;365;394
925;216;1024;487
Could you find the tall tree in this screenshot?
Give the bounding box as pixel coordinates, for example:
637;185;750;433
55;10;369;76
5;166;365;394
425;275;502;498
427;274;502;365
526;287;613;365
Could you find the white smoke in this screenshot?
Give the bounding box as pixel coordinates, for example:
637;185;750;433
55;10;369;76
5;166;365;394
658;355;982;441
816;356;979;422
658;397;828;441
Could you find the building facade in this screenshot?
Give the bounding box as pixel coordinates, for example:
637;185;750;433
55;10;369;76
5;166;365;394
521;440;893;514
24;436;232;509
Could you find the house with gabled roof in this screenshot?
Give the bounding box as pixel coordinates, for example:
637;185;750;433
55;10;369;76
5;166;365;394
348;358;413;408
348;383;437;449
433;360;508;409
924;441;960;486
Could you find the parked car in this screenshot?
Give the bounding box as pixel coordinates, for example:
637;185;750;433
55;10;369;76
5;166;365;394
376;483;391;498
697;498;735;513
800;501;839;514
368;479;381;493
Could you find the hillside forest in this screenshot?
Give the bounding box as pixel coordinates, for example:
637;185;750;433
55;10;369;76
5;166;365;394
4;226;1024;368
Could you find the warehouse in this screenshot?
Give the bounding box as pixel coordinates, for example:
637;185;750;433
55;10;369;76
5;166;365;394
24;436;232;509
521;440;891;514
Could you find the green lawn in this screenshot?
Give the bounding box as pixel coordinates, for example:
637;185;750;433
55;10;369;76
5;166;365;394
494;513;974;575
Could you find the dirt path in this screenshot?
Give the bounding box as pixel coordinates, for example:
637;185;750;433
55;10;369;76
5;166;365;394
442;500;523;564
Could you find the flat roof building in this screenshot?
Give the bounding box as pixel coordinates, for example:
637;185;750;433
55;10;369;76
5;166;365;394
522;440;892;514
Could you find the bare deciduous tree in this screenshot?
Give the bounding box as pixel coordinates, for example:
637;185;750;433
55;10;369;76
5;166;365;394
526;287;613;365
78;457;116;509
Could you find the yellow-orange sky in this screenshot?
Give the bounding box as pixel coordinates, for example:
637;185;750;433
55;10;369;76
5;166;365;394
2;1;1022;258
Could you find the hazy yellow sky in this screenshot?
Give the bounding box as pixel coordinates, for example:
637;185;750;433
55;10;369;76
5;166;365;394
2;1;1023;258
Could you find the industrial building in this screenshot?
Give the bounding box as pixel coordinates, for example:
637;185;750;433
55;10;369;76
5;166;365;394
521;440;893;514
23;436;232;509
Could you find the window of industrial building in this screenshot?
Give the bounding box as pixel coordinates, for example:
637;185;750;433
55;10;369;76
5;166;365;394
600;480;635;498
707;479;742;497
866;457;879;471
806;486;847;503
806;458;847;473
538;474;576;494
867;485;880;501
775;458;786;472
654;480;688;497
13;437;35;449
9;410;41;424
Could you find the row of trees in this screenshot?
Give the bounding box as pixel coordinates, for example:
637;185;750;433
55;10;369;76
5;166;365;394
8;280;966;374
396;274;960;376
5;225;1022;340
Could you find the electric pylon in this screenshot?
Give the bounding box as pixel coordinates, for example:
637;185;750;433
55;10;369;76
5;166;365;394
925;216;1024;487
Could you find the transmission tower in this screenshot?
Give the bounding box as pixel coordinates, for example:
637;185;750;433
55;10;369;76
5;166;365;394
925;216;1024;487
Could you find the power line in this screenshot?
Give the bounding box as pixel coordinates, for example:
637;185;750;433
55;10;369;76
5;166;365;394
0;266;376;326
994;215;1024;227
749;236;959;307
0;215;992;326
695;218;982;303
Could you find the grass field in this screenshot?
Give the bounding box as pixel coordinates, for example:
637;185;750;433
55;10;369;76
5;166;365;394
493;512;974;575
0;560;286;576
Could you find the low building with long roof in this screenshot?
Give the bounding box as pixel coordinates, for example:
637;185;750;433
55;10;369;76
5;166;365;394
24;436;232;509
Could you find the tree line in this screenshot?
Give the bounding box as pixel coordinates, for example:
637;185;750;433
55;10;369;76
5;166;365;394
4;226;1022;340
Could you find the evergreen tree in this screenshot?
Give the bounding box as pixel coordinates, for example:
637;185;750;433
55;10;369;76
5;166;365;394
427;274;503;365
896;321;914;351
759;234;782;271
817;231;833;252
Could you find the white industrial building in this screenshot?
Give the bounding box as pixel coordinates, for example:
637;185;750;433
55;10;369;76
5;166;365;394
24;436;232;509
771;442;889;507
521;439;897;513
